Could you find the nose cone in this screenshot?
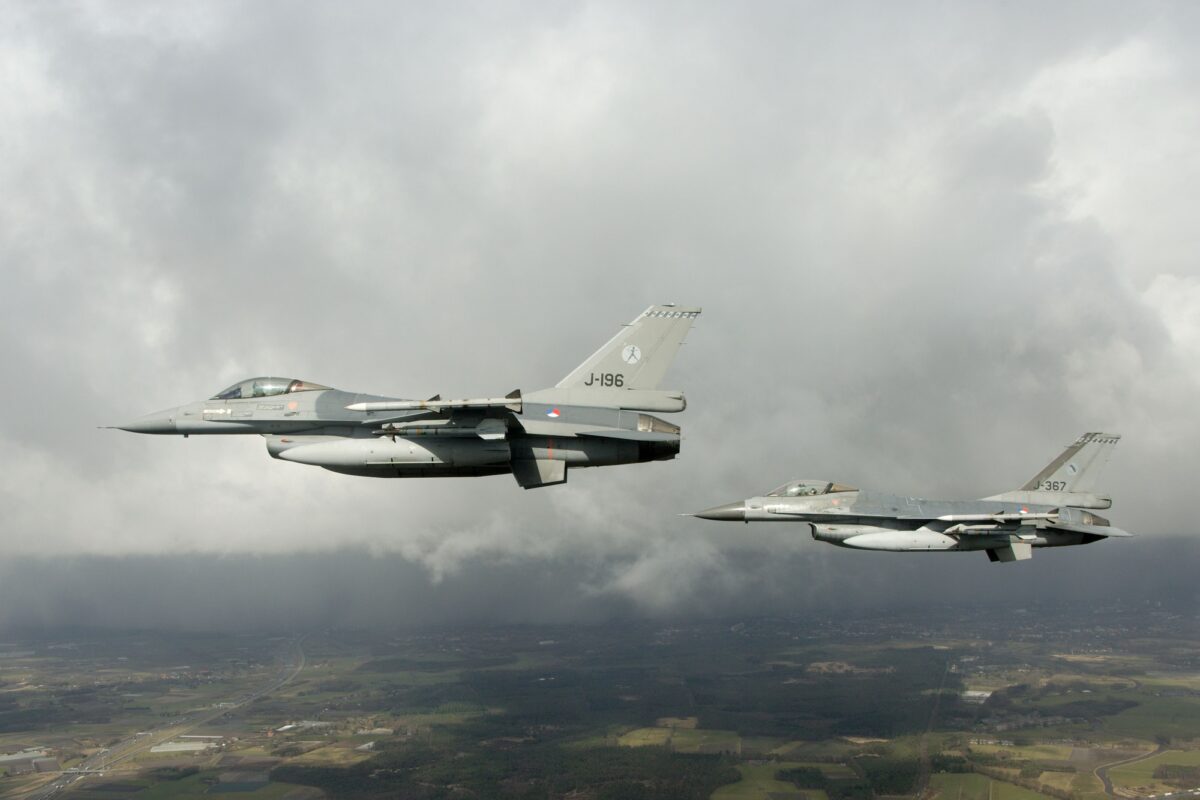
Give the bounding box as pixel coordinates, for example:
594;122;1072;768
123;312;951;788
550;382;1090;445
692;501;747;521
115;408;178;434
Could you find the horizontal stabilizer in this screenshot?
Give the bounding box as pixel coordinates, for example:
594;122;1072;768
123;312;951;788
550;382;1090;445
512;459;567;489
1047;522;1134;538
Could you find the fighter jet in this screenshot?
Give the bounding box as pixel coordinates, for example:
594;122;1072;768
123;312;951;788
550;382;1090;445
115;304;699;489
692;433;1129;562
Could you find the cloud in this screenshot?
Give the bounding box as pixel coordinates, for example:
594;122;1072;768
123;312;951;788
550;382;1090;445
0;537;1195;632
1;2;1199;623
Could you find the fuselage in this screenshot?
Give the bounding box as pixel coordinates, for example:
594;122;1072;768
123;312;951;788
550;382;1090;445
748;490;1110;551
115;304;700;489
693;434;1127;562
119;385;679;478
694;482;1121;556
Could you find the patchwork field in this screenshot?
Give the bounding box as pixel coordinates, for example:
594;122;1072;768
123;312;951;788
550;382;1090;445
1;608;1196;799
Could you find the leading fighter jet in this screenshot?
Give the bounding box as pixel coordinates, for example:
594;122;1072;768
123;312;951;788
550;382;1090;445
693;433;1130;562
115;304;699;489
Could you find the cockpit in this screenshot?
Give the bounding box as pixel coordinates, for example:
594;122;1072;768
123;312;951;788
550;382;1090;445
766;480;858;497
210;377;331;400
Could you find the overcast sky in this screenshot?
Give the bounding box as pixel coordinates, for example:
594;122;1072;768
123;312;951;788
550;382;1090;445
2;2;1199;628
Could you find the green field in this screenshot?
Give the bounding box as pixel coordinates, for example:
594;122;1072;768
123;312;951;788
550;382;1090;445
779;760;859;778
711;762;826;800
618;726;741;753
1140;672;1200;691
1106;696;1200;739
618;726;672;747
1109;749;1200;793
771;739;866;762
929;772;1059;800
672;728;741;754
1035;770;1077;792
969;743;1076;761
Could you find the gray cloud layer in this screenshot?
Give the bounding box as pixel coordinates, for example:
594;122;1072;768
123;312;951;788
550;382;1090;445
2;2;1199;625
2;539;1197;632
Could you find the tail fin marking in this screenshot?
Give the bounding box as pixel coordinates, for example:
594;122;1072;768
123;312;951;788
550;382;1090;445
1020;432;1120;494
555;305;700;392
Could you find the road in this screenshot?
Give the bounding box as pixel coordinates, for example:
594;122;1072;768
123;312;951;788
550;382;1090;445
1094;744;1165;798
23;636;306;800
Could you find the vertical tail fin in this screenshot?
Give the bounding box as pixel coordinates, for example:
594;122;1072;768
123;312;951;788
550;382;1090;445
555;304;700;391
982;433;1120;509
1020;432;1120;493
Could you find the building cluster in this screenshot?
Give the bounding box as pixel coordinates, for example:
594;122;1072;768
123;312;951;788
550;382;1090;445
0;748;60;776
148;735;227;754
274;720;332;733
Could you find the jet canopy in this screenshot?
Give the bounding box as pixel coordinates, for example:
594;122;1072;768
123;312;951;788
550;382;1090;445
766;479;858;497
211;377;331;400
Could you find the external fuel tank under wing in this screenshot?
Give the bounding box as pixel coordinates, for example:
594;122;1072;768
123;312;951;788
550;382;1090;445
114;304;700;489
692;433;1130;563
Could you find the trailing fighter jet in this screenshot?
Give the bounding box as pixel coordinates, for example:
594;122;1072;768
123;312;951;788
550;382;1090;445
692;433;1130;562
115;305;699;489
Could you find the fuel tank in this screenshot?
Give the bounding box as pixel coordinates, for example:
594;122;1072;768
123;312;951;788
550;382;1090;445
264;431;677;474
810;524;960;552
266;435;511;470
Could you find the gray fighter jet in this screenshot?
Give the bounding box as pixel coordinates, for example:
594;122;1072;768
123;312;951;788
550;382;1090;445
115;305;699;489
693;433;1130;561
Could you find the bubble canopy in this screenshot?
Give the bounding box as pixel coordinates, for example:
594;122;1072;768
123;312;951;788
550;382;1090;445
766;479;857;497
211;377;331;400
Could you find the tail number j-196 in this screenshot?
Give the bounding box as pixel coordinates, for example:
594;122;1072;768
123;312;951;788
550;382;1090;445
584;373;624;387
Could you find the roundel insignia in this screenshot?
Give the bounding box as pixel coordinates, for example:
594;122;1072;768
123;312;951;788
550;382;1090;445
621;344;642;364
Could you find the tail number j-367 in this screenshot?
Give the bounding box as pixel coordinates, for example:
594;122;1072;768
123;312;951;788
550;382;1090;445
584;373;624;387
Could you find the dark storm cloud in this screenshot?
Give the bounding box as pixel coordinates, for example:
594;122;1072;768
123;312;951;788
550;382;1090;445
1;538;1196;633
2;2;1199;626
